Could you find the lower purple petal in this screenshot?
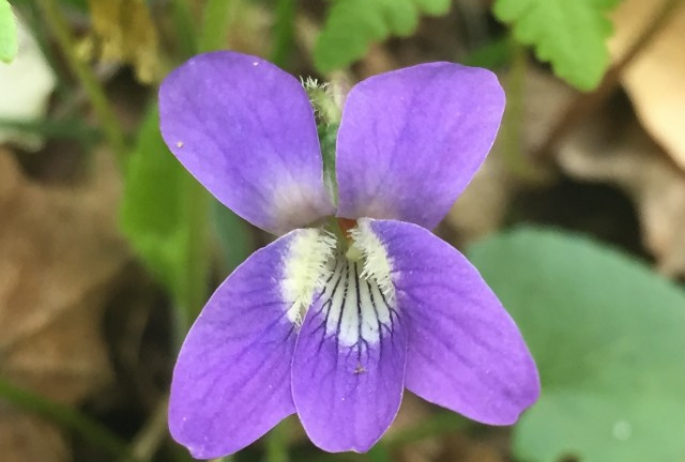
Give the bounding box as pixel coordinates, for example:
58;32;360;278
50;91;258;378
291;259;408;452
367;219;540;425
169;231;303;458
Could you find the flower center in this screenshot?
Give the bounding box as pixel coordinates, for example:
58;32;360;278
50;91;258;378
281;219;396;346
316;257;396;347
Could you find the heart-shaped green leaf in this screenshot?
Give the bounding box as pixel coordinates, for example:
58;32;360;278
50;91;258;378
469;227;685;462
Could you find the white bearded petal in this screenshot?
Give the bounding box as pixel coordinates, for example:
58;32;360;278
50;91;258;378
348;218;396;304
280;220;397;347
281;229;336;324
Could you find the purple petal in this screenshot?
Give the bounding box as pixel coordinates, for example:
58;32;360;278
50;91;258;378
336;63;505;229
169;230;304;458
367;219;539;425
159;51;334;235
291;259;408;452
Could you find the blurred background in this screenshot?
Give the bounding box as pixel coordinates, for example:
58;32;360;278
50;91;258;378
1;0;685;461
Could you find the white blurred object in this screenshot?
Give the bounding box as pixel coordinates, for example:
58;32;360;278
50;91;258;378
0;14;56;150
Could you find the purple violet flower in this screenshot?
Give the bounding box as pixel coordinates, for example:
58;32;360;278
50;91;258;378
159;51;540;459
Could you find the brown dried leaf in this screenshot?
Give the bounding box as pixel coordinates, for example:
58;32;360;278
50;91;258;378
0;148;129;460
447;67;576;242
447;158;513;243
86;0;161;83
0;413;68;462
558;105;685;277
609;0;685;170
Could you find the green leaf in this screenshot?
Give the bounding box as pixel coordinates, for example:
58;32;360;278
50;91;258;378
468;227;685;462
493;0;621;90
0;0;18;63
120;106;210;328
314;0;450;73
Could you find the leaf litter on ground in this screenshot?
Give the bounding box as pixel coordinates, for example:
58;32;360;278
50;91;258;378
0;147;129;462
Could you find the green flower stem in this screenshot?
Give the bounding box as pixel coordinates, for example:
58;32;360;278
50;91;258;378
36;0;127;167
306;82;343;206
318;123;340;206
0;377;144;462
325;216;348;250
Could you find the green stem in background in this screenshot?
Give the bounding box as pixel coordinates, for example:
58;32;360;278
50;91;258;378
0;117;100;144
180;176;211;328
199;0;234;53
172;0;244;332
499;38;546;182
172;0;198;58
173;0;237;333
197;0;258;309
500;40;523;174
265;420;290;462
270;0;296;67
0;378;144;462
35;0;127;167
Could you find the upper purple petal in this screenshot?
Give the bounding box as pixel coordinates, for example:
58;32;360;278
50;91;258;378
291;259;407;452
336;63;505;229
168;230;305;458
159;51;334;234
367;218;540;425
